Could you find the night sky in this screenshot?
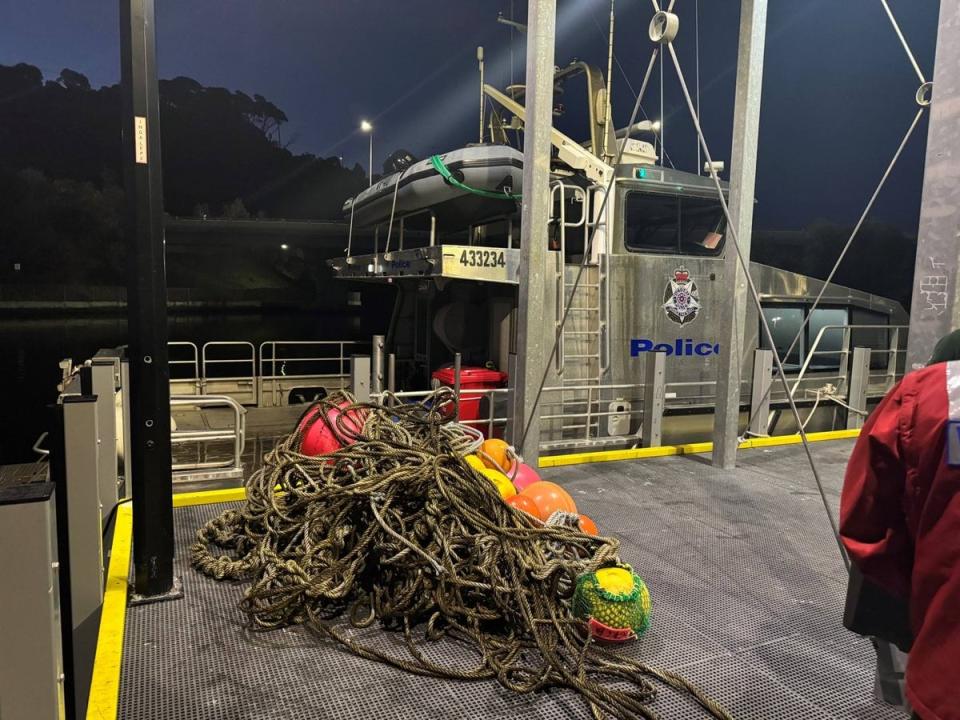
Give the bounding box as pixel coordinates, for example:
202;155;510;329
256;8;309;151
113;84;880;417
0;0;941;231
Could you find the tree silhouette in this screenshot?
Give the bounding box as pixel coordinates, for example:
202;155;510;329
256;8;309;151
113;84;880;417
57;68;90;91
0;62;372;288
0;62;366;219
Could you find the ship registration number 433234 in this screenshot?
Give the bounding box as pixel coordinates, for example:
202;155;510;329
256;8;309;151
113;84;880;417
458;249;506;268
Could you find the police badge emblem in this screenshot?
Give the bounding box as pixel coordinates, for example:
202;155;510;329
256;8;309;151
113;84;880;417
662;267;701;325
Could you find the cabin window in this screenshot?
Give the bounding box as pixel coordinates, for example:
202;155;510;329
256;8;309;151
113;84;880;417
760;307;804;369
679;196;726;254
761;306;850;371
850;308;892;370
806;308;848;370
624;192;724;255
624;193;678;252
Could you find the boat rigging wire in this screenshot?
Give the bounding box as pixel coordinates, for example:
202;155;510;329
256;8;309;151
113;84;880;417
525;0;928;569
879;0;927;86
662;38;850;566
737;106;926;439
737;0;930;440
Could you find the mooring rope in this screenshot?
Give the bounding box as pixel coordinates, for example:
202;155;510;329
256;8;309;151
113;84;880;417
191;389;732;720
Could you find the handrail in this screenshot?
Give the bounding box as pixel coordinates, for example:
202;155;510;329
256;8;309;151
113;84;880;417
170;394;246;473
550;180;591;377
32;431;50;458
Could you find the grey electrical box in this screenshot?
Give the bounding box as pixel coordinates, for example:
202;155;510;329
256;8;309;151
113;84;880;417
0;482;66;720
61;395;105;716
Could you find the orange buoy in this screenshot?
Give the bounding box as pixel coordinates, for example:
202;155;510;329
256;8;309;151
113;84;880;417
519;481;577;521
577;514;598;536
506;494;539;517
479;438;515;473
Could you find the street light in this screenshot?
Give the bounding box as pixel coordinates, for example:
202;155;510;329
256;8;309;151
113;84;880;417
360;120;373;187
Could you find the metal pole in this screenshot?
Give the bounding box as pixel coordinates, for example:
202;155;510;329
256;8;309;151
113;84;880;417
351;356;372;403
510;0;556;466
120;0;176;597
453;353;462;422
846;347;871;431
711;0;767;469
368;133;374;187
641;351;665;448
748;349;773;437
372;334;385;394
603;0;615;163
387;352;396;392
905;2;960;369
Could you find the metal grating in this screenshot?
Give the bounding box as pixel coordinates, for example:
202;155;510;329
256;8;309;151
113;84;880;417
118;440;908;719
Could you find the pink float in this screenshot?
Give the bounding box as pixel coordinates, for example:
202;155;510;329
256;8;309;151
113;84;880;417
510;462;541;492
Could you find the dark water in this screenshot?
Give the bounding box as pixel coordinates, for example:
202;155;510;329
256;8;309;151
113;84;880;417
0;310;373;464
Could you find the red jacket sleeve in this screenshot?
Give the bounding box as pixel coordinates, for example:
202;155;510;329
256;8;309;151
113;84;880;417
839;382;913;599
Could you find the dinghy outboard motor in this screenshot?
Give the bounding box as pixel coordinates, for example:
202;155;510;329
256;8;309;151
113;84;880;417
383;149;418;175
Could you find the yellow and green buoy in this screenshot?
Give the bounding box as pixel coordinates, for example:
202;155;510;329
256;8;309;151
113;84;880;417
572;565;651;642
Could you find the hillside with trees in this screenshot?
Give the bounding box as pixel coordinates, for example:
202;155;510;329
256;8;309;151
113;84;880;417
0;62;367;286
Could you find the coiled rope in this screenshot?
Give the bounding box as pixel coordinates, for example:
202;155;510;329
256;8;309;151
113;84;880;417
191;389;732;720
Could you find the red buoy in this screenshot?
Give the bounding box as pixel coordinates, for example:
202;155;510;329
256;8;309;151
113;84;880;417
299;402;365;456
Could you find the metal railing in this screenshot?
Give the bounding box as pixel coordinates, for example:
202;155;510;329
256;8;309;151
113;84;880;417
369;387;511;438
201;341;257;403
168;341;200;392
170;394;246;476
163;339;365;408
259;340;366;407
789;324;907;399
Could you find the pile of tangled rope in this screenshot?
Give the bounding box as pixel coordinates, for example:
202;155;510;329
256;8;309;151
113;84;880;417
191;389;732;720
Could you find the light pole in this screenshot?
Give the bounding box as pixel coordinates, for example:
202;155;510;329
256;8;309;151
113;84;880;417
360;119;373;186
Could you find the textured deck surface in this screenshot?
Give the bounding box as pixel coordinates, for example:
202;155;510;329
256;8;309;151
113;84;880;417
118;440;907;719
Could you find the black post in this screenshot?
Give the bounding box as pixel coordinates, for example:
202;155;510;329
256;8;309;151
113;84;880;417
119;0;175;596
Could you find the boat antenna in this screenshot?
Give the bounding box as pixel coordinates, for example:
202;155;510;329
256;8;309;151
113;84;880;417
695;0;701;173
603;0;616;162
477;46;486;143
659;38;665;166
509;0;515;88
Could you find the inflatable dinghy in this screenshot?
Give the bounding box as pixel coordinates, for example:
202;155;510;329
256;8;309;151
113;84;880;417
343;145;522;230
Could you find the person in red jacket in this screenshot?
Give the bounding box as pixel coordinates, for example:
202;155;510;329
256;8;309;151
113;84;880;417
841;359;960;720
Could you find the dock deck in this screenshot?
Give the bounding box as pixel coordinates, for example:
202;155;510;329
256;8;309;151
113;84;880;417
101;439;907;720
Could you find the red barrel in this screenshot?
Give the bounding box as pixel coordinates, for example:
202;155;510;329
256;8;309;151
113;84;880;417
431;366;507;436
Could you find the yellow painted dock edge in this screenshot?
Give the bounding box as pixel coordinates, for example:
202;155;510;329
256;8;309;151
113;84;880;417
539;428;861;468
172;486;248;507
87;431;859;716
86;503;131;720
87;487;249;718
